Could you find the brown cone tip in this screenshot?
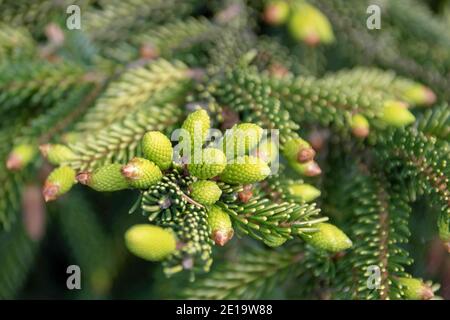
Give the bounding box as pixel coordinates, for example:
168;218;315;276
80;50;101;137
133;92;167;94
304;161;322;177
6;153;23;171
238;189;253;203
42;181;60;202
213;229;234;246
424;87;437;106
139;43;159;60
121;163;139;180
263;5;279;24
297;147;316;163
444;241;450;253
305;33;320;46
352;126;370;138
39;144;51;157
76;172;91;185
421;285;434;300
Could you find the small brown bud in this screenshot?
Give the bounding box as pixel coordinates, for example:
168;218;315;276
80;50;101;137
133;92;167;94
212;229;234;246
139;43;159;60
238;185;253;203
303;161;322;177
76;172;91;185
42;181;60;202
6;153;22;171
297;147;316;163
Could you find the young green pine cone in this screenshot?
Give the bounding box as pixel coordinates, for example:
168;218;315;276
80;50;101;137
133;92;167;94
401;83;436;107
187;148;227;179
121;157;162;189
397;277;434;300
263;1;290;25
221;123;263;158
6;144;36;171
288;2;334;46
181;109;210;147
303;223;352;253
42;166;76;202
289;160;322;177
125;224;176;261
220;156;271;185
208;205;234;246
283;138;316;164
77;163;129;192
141;131;173;170
351;114;370;138
380;100;415;127
39;144;76;165
189;180;222;205
288;183;321;202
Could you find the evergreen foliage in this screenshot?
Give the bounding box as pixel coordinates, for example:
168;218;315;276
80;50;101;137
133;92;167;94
0;0;449;300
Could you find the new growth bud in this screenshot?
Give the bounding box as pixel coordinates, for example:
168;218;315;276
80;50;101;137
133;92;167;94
142;131;173;170
189;180;222;205
77;163;130;192
397;277;434;300
122;157;162;189
220;156;271;184
290;160;322;177
125;224;176;261
6;144;36;171
187;148;227;179
303;222;352;253
42;166;76;202
39;144;76;165
401;84;436;107
283;138;316;164
288;183;321;202
380;100;415;127
263;1;290;26
208;205;234;246
351;114;370;138
288;2;335;46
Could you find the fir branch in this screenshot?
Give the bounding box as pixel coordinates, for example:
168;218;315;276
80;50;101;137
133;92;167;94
182;245;305;299
336;168;413;299
266;72;386;135
417;104;450;142
0;60;89;123
65;103;182;171
75;59;192;133
0;23;35;59
376;127;450;244
84;0;199;46
312;0;450;100
0;126;30;229
104;17;220;64
216;191;324;246
208;67;301;146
